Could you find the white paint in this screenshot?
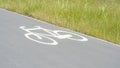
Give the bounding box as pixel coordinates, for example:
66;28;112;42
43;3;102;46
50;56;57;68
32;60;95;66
53;30;88;41
25;33;58;45
20;26;88;45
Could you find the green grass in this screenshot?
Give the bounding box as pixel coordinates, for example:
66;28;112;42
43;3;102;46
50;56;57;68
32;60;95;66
0;0;120;44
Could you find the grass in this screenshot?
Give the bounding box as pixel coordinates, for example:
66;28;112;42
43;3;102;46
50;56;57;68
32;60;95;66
0;0;120;45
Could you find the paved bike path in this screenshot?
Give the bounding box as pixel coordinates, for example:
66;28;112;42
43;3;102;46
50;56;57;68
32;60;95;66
0;8;120;68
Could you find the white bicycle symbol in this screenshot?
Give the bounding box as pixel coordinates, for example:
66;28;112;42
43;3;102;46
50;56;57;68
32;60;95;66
20;26;88;45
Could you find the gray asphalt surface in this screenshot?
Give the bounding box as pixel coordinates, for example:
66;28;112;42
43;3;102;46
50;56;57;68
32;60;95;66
0;8;120;68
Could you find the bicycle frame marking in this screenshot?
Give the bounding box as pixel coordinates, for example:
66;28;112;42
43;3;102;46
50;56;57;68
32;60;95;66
20;26;88;45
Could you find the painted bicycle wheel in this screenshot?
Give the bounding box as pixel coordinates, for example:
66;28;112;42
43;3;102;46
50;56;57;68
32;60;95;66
25;33;58;45
53;30;88;41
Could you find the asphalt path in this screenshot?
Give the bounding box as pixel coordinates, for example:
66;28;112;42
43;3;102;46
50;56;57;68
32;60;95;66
0;8;120;68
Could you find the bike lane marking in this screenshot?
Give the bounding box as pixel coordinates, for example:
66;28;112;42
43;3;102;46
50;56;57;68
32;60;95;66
20;26;88;45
